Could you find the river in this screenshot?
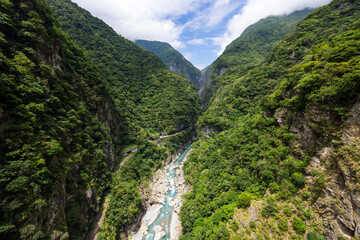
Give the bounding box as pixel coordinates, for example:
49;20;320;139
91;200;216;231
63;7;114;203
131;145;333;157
131;146;192;240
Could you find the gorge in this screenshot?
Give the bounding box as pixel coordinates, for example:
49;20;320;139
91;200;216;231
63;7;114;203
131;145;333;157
1;0;360;240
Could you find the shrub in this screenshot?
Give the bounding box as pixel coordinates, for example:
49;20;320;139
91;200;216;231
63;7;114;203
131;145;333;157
306;231;325;240
293;216;306;234
303;209;312;220
292;173;306;188
231;220;239;232
249;221;256;229
278;219;288;231
261;196;279;217
283;207;292;217
236;191;255;208
302;192;310;199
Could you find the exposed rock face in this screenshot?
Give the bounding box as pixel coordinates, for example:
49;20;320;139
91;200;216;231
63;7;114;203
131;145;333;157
198;66;212;91
198;65;226;108
169;62;201;88
275;101;360;239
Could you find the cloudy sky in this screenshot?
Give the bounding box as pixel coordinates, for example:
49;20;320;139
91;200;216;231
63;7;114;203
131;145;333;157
72;0;331;70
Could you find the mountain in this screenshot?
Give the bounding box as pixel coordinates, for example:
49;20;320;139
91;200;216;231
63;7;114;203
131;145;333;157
0;0;201;239
199;9;314;108
135;40;203;88
2;0;360;239
46;0;201;137
181;0;360;239
0;0;124;239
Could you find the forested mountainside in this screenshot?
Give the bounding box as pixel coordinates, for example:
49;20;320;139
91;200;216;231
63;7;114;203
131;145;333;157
0;0;201;239
135;40;202;89
46;0;201;137
181;0;360;239
0;0;125;239
2;0;360;239
199;9;313;108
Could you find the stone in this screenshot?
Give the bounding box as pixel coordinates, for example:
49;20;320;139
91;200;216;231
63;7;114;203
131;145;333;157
169;201;176;207
154;226;162;232
174;207;181;214
161;231;166;238
351;191;360;208
337;215;355;231
355;225;360;239
324;230;337;240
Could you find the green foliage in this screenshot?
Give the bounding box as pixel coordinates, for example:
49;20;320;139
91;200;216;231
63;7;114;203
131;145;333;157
249;221;256;229
200;9;313;107
181;1;360;239
261;197;280;217
1;0;200;239
283;207;293;217
135;40;202;88
278;218;289;231
292;173;306;188
46;0;201;136
230;220;239;232
97;142;168;238
0;0;125;238
306;231;325;240
292;217;307;234
236;191;255;208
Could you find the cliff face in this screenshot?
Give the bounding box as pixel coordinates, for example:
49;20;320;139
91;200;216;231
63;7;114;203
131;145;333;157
181;0;360;239
0;1;125;239
275;101;360;239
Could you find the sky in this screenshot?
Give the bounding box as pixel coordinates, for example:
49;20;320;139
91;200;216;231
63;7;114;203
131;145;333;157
72;0;331;70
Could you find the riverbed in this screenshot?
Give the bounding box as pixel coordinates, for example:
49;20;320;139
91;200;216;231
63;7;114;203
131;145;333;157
131;146;192;240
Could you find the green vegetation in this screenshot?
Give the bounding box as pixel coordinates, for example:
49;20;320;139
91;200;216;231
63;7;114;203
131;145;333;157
293;217;307;234
181;0;360;239
1;0;201;239
2;0;360;239
98;141;166;238
135;40;202;88
199;9;313;107
46;0;201;135
0;0;124;238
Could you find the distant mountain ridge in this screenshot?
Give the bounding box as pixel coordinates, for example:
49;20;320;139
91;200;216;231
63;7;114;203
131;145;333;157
135;40;203;88
199;8;314;108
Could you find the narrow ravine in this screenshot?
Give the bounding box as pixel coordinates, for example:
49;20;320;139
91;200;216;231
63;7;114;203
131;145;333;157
131;146;192;240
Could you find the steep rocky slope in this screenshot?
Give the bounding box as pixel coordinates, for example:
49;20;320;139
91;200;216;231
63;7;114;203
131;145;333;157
0;0;201;239
0;0;124;239
135;40;202;89
181;0;360;239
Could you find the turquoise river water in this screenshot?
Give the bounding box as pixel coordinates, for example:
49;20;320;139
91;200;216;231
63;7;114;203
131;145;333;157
143;145;192;240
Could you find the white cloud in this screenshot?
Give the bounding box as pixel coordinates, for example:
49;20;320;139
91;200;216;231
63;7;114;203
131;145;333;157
195;63;207;70
183;52;193;61
187;38;206;45
186;0;243;31
71;0;244;51
216;0;332;55
72;0;201;48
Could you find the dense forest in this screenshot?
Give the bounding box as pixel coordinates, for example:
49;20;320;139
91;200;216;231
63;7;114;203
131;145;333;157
181;0;360;239
135;40;202;89
0;0;200;239
1;0;360;239
199;9;313;108
46;0;201;137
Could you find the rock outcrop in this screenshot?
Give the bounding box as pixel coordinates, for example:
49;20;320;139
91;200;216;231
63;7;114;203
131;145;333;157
275;101;360;239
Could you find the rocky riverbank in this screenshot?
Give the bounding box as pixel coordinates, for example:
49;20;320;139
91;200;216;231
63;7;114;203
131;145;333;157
130;149;192;240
